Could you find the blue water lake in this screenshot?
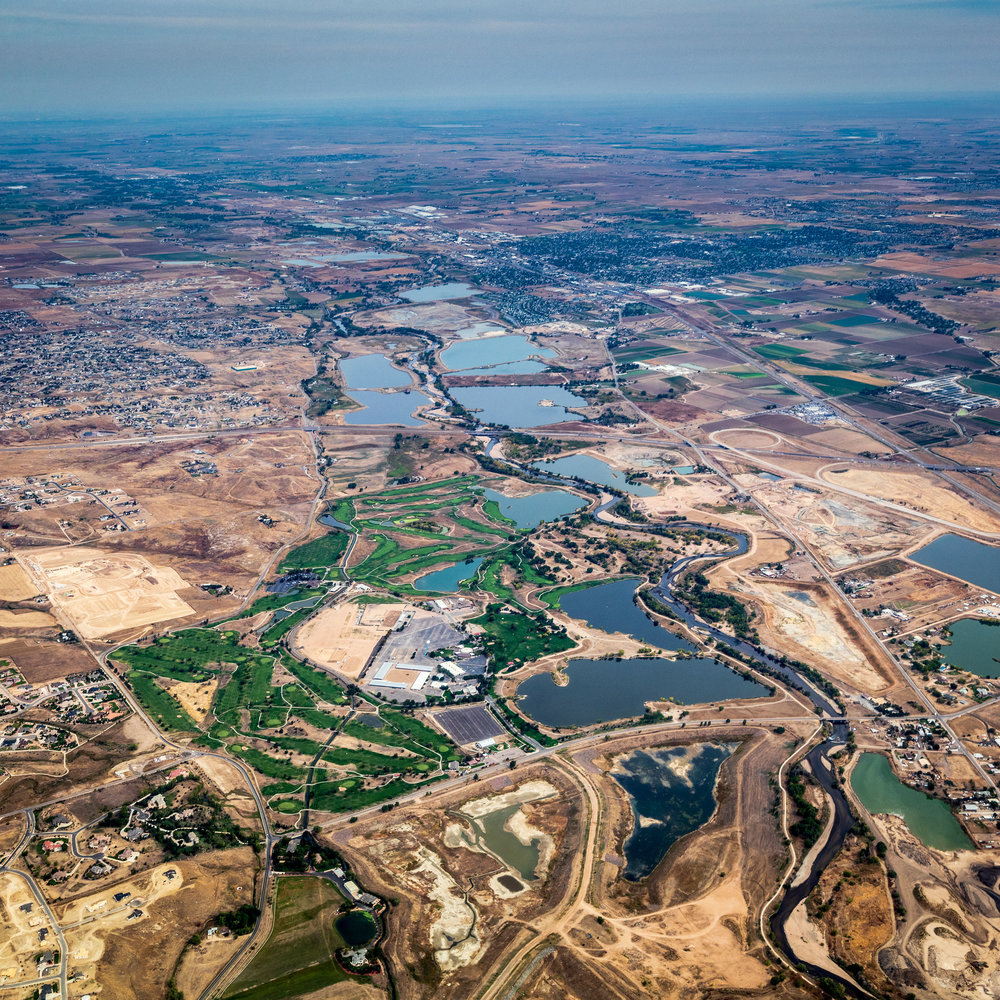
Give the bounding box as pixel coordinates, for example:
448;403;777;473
415;557;484;592
533;454;657;496
450;386;587;428
910;534;1000;593
482;487;586;530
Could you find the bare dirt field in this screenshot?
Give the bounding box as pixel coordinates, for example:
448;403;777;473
25;546;196;639
0;635;95;683
0;563;39;601
294;602;406;679
719;573;893;694
0;609;57;629
820;466;1000;534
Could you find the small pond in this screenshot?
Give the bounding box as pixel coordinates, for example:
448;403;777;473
940;618;1000;677
415;557;484;592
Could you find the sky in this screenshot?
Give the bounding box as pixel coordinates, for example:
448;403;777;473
1;0;998;116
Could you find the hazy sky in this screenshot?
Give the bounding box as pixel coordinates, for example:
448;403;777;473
2;0;998;116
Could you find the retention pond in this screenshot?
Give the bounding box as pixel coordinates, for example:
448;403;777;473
850;752;972;851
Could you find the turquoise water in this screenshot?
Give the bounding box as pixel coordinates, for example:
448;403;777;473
344;390;430;426
341;354;412;390
450;385;587;428
401;282;477;302
910;534;1000;593
517;655;764;728
613;744;732;880
415;557;484;592
482;487;586;529
440;334;554;372
851;753;972;851
532;454;657;496
940;618;1000;677
476;804;541;880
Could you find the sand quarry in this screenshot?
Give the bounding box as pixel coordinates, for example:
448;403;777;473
24;547;195;639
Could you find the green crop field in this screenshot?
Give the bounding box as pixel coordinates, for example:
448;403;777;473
753;343;809;359
800;373;872;397
224;877;351;1000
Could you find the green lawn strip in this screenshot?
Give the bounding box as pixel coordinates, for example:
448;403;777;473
753;343;810;359
259;606;321;649
260;781;303;796
481;498;518;528
215;656;275;721
328;498;356;523
223;877;352;1000
469;603;575;670
281;684;316;709
125;671;199;733
962;376;1000;400
378;708;460;760
264;734;329;755
279;653;347;705
292;706;344;731
452;513;512;538
279;531;349;571
112;628;244;679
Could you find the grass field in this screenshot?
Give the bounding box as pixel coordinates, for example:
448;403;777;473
224;877;354;1000
279;531;349;571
